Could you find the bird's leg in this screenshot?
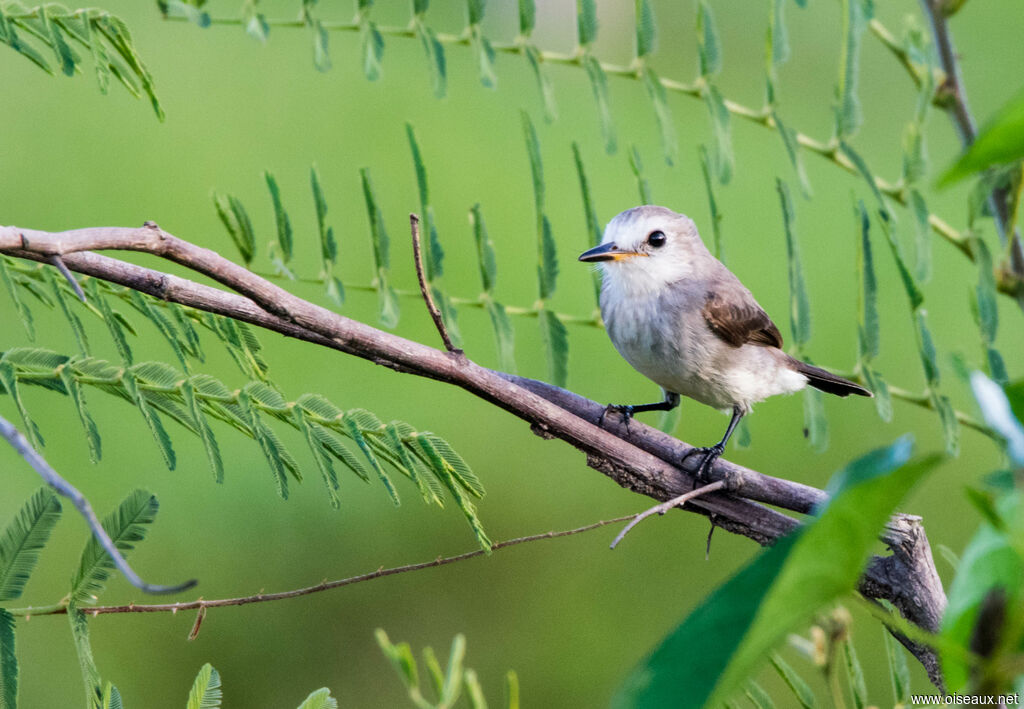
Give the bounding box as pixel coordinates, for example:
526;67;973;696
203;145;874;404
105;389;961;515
599;392;680;430
680;406;743;482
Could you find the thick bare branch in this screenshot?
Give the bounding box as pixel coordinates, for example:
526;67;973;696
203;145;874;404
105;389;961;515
0;223;946;682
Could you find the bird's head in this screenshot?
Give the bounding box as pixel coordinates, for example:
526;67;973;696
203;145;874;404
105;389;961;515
578;206;707;294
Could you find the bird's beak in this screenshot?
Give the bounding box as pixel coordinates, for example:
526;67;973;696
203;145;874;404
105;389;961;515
578;242;644;262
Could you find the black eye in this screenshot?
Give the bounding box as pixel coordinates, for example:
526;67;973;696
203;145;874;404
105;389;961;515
647;230;666;247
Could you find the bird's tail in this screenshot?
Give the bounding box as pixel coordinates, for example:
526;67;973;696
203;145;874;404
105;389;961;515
789;358;873;398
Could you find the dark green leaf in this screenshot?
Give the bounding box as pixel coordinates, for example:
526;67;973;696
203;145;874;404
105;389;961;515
843;640;867;709
861;364;892;422
376;629;420;691
0;362;43;450
572;143;603;304
45;269;88;354
522;43;557;122
582;55;616;154
469;204;497;293
885;628;911;703
294;409;341;509
0;609;15;709
878;213;924;310
698;145;724;261
803;387;828;452
518;0;535;35
264;171;293;262
237;392;290;498
60;366;102;462
855;200;879;360
406;124;446;279
310;165;336;265
186;663;222;709
212;193;255;265
744;681;775;709
412;436;490;549
470;25;496;89
902;121;927;185
915;310;939;387
343;413;399;505
122;371;176;470
413;20;446;98
909;189;931;283
769;653;816;709
768;0;789;71
576;0;598;45
466;0;486;25
614;437;937;709
243;6;269;42
71;490;159;604
835;0;872;138
777;179;810;347
538;308;568;387
182;382;223;483
484;298;515;373
975;238;998;345
360;18;384;82
641;66;676;165
629;146;652;205
634;0;656;57
67;605;103;709
704;85;733;184
0;488;61;602
941;86;1024;185
360;169;400;328
773;112;811;197
538;219;558;299
164;1;210;27
840;141;887;216
43;9;76;76
696;0;720;76
0;258;34;341
521;112;545;213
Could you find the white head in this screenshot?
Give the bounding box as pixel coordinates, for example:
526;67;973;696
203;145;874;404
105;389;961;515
578;206;709;296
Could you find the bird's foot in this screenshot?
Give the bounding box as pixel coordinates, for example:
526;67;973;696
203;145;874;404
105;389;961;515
680;443;726;483
598;403;635;430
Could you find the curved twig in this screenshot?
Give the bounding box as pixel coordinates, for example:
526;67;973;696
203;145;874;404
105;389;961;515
409;213;457;353
0;414;197;596
610;480;728;550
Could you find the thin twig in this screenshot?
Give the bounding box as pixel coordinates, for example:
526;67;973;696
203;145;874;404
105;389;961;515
11;514;635;618
0;414;197;596
409;213;457;352
610;480;728;550
47;255;86;302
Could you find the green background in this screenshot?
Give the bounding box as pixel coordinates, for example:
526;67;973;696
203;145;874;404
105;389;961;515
1;0;1022;706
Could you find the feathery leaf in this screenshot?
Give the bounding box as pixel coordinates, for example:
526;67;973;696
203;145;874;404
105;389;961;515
0;488;61;602
0;609;15;709
186;663;222;709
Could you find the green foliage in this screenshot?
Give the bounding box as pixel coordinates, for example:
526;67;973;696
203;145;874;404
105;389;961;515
942;86;1024;185
71;490;159;605
835;0;872;138
0;4;163;117
376;629;516;709
0;609;15;709
613;437;938;708
186;663;222;709
0;488;61;602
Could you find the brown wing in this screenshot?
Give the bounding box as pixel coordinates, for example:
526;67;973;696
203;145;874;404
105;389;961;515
702;289;783;348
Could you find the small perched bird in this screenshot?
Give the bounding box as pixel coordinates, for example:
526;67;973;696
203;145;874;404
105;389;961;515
579;205;871;478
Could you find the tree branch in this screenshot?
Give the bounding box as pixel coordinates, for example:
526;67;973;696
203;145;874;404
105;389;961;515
409;213;458;353
918;0;1024;279
0;222;946;684
9;514;636;619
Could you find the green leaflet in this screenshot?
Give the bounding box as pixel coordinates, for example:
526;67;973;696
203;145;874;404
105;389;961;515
776;180;810;347
931;389;960;456
696;0;720;77
768;0;789;71
518;0;535;35
360;168;400;328
484;298;516;373
909;189;931;283
45;267;89;355
411;436;491;550
641;66;676;165
60;365;102;463
914;310;939;388
835;0;872;138
243;4;269;42
885;627;911;703
182;381;224;483
0;361;43;450
296;688;337;709
628;146;652;204
413;15;446;98
576;0;598;46
698;145;725;262
358;11;384;82
538;308;568;387
128;290;189;370
264;171;293;262
464;669;485;709
537;213;559;301
704;84;733;184
376;629;419;691
840;141;887;217
582;54;616;154
186;663;222;709
975;238;999;348
855;200;879;360
803;386;828;452
70;490;159;605
406;124;444;280
0;258;34;341
301;2;330;72
878;214;924;311
843;639;867;709
769;653;816;709
0;488;62;602
522;43;557;122
744;681;776;709
0;609;15;709
68;604;103;709
122;370;176;470
468;2;496;90
310;164;336;264
237;391;291;499
773;112;811;197
522;112;545;214
293;408;342;509
613;437;938;709
470;204;497;294
634;0;656;57
572;143;603;305
212;192;255;266
342;413;399;505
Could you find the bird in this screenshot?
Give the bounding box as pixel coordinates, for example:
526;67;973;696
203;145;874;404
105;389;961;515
578;205;871;479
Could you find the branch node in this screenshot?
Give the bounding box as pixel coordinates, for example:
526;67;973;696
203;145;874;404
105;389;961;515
610;480;729;550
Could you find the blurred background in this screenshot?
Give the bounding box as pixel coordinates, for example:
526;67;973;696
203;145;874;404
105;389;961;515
1;0;1022;706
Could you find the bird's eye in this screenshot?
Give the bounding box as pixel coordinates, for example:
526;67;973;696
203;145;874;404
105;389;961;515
647;230;667;247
